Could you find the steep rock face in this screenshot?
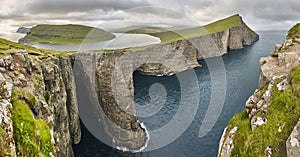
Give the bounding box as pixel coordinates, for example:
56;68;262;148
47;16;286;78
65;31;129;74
136;18;258;76
0;66;16;156
42;61;71;156
0;51;81;156
72;52;148;151
286;120;300;157
42;58;81;156
58;58;81;144
96;52;148;150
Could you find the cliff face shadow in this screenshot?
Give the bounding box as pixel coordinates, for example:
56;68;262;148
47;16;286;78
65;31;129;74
72;58;147;157
72;59;113;156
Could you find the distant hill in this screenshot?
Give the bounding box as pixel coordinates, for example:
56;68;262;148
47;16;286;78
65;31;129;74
19;24;115;45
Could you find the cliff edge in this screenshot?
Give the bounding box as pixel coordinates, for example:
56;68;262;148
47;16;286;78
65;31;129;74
218;23;300;157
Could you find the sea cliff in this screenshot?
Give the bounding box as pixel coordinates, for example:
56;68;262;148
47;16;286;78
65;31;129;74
0;14;258;156
218;23;300;157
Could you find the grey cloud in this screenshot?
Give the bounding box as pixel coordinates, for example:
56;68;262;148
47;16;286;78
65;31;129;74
226;0;300;22
1;0;300;32
25;0;151;14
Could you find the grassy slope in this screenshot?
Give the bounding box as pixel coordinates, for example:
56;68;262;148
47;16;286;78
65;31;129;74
287;23;300;39
0;38;71;58
127;14;245;43
23;24;115;45
12;89;54;157
272;23;300;56
227;65;300;156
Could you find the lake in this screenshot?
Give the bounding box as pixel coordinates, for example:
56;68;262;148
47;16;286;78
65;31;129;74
33;33;161;51
72;31;287;157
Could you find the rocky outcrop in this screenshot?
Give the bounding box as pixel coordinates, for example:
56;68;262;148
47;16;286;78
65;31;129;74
16;27;31;34
218;27;300;157
95;52;148;150
58;58;81;144
0;50;81;156
0;68;16;157
287;120;300;157
218;127;237;157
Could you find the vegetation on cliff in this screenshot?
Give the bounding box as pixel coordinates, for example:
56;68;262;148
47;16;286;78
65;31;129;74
125;14;254;43
272;23;300;56
227;65;300;156
0;127;8;156
21;24;115;45
0;38;44;56
0;38;72;58
287;23;300;39
11;89;54;157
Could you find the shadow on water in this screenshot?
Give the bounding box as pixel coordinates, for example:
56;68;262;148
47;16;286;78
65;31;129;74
73;31;287;157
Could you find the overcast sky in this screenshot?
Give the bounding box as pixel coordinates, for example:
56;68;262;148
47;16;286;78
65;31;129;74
0;0;300;34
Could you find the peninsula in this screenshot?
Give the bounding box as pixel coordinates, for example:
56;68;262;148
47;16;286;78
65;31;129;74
19;24;116;45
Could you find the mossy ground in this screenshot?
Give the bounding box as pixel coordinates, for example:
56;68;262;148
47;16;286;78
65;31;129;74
0;126;8;156
13;88;36;108
11;89;54;157
23;24;115;45
0;38;44;56
227;65;300;156
0;37;75;59
287;23;300;39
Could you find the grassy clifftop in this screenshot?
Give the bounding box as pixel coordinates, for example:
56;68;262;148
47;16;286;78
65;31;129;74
0;38;71;58
21;24;115;45
126;14;250;43
220;23;300;156
227;65;300;156
287;23;300;39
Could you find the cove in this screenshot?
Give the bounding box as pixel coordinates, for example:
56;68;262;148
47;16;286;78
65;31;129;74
73;31;286;157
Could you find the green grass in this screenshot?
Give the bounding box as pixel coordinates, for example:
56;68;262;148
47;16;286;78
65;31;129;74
125;14;248;43
13;88;36;108
227;65;300;157
0;38;44;56
0;127;8;156
290;64;300;97
12;89;54;157
23;24;115;45
0;37;75;58
287;23;300;39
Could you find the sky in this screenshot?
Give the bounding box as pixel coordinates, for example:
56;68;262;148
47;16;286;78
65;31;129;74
0;0;300;34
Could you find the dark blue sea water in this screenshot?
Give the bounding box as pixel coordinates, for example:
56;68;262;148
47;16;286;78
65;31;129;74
73;31;287;157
